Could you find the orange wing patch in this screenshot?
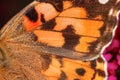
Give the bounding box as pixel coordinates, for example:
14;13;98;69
21;0;116;60
94;59;106;80
23;14;42;31
54;17;104;37
34;30;65;47
23;2;60;31
75;37;97;52
59;7;87;18
63;1;73;9
41;57;62;80
0;0;119;80
41;56;106;80
35;3;60;21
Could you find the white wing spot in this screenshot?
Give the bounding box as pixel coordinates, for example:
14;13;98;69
98;0;109;4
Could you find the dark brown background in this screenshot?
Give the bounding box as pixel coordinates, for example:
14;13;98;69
0;0;33;29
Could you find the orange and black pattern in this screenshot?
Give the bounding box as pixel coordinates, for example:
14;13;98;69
40;55;106;80
22;0;120;60
0;0;119;80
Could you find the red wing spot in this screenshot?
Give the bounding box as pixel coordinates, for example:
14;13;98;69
23;15;42;31
23;7;43;31
23;11;43;31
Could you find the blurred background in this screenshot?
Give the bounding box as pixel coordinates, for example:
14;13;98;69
0;0;33;29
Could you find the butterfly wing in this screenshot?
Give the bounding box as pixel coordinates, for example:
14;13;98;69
41;56;106;80
0;52;105;80
0;0;120;80
0;0;119;61
0;49;48;80
24;0;120;60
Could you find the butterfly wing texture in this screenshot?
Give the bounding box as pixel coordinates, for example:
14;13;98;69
0;0;120;80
